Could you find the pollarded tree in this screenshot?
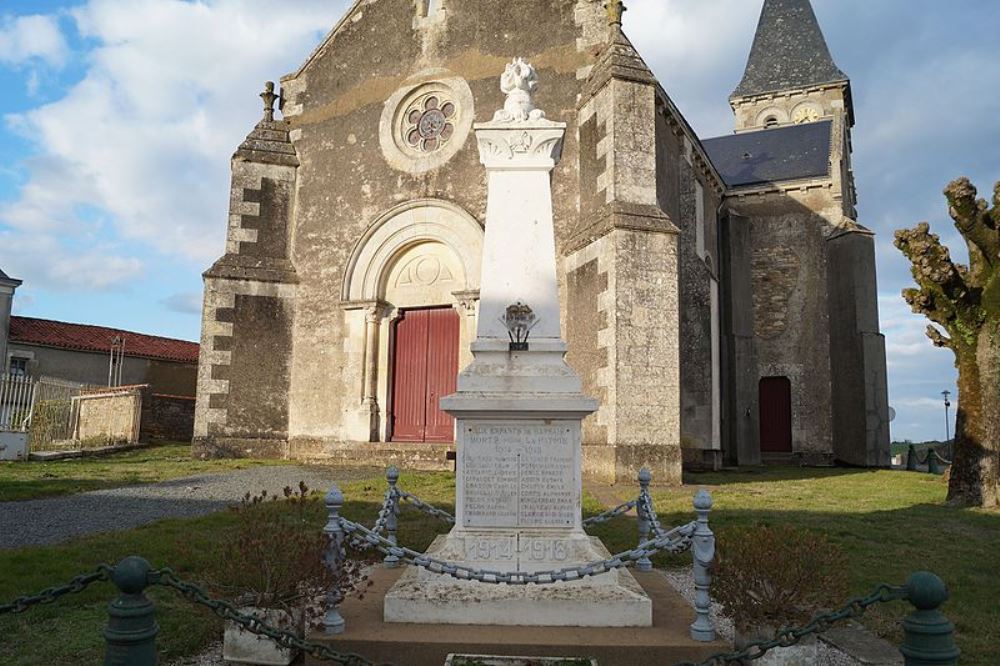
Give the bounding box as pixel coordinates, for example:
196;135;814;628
895;177;999;507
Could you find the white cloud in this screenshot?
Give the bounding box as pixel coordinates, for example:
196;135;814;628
0;14;68;68
0;230;143;291
1;0;347;292
628;0;759;138
162;291;202;316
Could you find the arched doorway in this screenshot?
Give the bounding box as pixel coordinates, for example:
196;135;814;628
341;200;484;443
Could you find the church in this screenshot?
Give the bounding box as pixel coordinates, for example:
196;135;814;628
193;0;891;483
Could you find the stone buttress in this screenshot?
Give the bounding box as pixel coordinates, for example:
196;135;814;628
193;85;299;458
566;7;683;484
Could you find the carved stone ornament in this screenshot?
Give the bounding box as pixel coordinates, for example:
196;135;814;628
492;58;548;123
474;58;567;169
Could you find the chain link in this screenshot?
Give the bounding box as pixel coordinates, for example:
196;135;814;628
152;569;383;666
674;583;907;666
395;490;456;524
581;498;638;527
0;565;112;615
339;516;696;586
638;490;667;537
354;488;397;552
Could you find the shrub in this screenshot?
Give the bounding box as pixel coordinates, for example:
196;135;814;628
199;482;375;627
712;525;848;632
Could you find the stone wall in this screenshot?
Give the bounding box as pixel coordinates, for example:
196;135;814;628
727;191;839;464
73;386;142;445
140;392;196;443
826;229;891;466
278;0;600;451
720;212;760;466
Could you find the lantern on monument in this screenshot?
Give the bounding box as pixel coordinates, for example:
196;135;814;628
501;302;537;351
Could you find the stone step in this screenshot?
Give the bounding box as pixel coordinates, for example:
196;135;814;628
306;566;728;666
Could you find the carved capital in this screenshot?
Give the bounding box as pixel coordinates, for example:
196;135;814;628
452;289;480;316
364;302;392;324
474;125;566;171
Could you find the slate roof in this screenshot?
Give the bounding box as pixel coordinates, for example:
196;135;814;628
702;120;832;189
732;0;848;98
8;316;199;364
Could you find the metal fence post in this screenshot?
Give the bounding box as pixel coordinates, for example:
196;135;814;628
927;450;942;475
384;466;401;569
690;489;716;642
900;571;960;665
636;468;653;572
323;485;347;635
104;556;158;666
906;444;918;471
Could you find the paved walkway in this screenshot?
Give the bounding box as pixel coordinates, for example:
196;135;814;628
0;465;380;549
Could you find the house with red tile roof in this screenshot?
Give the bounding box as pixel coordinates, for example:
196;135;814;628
1;269;199;397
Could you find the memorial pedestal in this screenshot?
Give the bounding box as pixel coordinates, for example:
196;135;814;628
382;59;652;628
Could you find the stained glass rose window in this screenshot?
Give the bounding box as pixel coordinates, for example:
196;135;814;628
401;94;457;153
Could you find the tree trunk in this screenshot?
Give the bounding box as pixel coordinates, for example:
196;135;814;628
947;324;1000;507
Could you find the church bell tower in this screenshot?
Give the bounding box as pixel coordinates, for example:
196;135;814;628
729;0;853;133
729;0;856;214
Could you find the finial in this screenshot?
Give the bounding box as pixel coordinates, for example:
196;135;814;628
605;0;626;30
492;58;547;123
260;81;277;122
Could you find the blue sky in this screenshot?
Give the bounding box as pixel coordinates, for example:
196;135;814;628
0;0;997;443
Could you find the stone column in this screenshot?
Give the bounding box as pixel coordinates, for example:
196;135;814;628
361;302;388;441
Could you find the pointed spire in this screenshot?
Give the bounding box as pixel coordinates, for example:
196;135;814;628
260;81;278;122
732;0;848;99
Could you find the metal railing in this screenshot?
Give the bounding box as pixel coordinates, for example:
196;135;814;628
0;374;35;431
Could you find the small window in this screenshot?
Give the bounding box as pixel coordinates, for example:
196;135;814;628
763;116;779;128
695;181;706;258
8;357;28;377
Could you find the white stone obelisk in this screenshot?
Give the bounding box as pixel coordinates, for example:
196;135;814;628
383;59;651;627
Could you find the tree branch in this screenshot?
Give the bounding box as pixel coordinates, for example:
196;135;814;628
925;325;952;349
894;223;972;305
945;177;999;276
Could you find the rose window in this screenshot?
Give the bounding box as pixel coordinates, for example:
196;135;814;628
403;95;457;153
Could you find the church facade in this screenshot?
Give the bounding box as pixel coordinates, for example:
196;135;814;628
193;0;891;482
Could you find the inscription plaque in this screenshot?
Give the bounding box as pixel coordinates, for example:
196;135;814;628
462;422;577;529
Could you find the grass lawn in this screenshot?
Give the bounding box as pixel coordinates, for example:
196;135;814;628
0;442;295;502
0;464;996;664
590;467;999;665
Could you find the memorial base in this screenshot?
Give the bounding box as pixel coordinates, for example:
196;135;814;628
384;535;652;627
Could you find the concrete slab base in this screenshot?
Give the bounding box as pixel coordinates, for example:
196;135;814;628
307;566;727;666
384;535;652;627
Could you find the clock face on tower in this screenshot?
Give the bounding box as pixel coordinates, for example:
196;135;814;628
792;104;822;124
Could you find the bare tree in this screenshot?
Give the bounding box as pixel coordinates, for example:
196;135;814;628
895;177;999;507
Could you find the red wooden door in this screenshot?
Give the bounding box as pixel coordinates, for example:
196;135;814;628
391;308;459;442
759;377;793;453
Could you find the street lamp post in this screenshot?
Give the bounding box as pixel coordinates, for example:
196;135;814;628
941;390;952;443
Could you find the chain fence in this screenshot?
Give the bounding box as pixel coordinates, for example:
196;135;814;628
0;565;111;615
676;583;909;666
906;444;953;474
0;469;960;666
152;568;380;666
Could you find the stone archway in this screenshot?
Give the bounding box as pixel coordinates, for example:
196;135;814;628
341;200;483;442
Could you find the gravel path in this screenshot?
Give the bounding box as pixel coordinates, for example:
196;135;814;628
0;465;381;549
